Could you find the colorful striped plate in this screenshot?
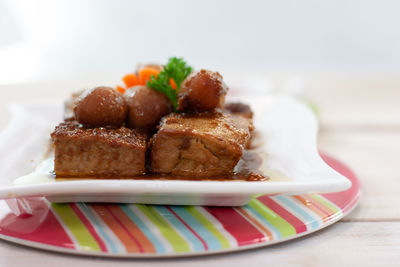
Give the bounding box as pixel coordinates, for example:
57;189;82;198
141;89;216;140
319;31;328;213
0;154;360;257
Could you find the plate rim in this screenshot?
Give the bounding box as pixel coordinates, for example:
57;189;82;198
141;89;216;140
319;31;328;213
0;178;361;258
0;178;351;199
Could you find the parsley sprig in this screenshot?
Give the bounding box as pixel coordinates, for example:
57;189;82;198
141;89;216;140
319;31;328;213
147;57;192;111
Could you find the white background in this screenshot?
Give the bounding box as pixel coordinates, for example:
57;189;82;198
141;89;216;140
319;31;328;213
1;0;400;83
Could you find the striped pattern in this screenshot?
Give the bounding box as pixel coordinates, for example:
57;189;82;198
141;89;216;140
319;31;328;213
0;155;359;256
47;192;348;255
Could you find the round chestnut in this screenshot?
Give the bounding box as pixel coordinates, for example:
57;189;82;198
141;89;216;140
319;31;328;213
125;86;172;132
74;86;127;127
177;69;228;112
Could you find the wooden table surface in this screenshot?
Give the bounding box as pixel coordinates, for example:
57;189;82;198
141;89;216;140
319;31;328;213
0;73;399;266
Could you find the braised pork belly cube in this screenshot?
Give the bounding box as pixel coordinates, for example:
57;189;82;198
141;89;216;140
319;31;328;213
150;112;252;178
51;121;147;177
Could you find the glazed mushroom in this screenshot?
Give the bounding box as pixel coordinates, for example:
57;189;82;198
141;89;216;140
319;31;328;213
177;69;228;112
74;86;127;128
124;86;172;132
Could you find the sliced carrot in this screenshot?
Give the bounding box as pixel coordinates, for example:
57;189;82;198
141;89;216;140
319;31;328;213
116;85;126;94
138;67;160;85
169;78;177;89
122;73;139;88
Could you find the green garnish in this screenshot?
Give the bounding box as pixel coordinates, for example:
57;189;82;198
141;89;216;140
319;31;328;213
147;57;192;111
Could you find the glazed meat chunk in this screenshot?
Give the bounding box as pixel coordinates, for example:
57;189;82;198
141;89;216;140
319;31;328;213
151;112;252;178
51;121;147;177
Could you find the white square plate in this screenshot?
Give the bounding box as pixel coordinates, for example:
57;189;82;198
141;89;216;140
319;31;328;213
0;94;351;206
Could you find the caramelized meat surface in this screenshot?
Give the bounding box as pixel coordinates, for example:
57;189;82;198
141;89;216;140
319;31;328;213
224;102;254;134
51;121;147;177
151;111;252;178
224;102;253;119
